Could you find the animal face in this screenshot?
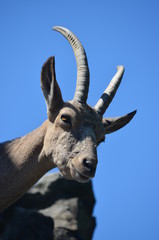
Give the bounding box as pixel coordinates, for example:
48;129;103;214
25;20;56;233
44;101;106;182
41;26;136;183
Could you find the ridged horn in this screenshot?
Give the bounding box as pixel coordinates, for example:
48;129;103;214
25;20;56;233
94;65;125;116
53;26;90;103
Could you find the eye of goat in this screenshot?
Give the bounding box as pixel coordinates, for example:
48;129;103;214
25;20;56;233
61;114;72;125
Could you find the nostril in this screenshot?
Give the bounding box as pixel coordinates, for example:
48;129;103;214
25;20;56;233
83;158;94;171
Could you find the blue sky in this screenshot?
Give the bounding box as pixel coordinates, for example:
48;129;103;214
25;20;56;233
0;1;158;239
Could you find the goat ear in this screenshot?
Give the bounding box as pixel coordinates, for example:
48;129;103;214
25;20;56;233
103;110;136;134
41;56;64;122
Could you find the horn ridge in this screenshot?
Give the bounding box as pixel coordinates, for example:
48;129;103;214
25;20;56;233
94;65;125;115
53;26;90;103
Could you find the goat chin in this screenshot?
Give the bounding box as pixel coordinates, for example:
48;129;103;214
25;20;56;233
59;165;90;183
70;164;90;183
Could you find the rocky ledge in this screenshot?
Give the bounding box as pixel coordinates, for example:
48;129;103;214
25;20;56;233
0;173;96;240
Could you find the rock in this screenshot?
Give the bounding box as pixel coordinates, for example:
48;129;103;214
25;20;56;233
0;173;96;240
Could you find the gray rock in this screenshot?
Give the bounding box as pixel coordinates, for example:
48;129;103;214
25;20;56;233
0;173;96;240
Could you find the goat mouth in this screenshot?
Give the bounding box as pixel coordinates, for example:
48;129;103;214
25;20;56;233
71;164;90;183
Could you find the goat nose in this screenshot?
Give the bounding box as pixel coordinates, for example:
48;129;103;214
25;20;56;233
83;158;96;174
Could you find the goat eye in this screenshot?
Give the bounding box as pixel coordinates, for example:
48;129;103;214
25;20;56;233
61;114;71;125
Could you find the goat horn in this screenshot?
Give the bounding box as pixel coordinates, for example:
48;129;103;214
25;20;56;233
94;65;125;116
53;26;90;103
